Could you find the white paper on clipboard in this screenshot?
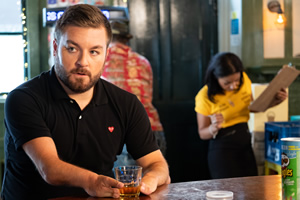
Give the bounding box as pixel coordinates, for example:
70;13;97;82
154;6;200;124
249;67;300;112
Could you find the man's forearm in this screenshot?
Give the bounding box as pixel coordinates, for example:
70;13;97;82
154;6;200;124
41;158;97;189
141;159;170;186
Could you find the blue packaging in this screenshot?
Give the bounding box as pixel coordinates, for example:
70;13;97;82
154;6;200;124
265;121;300;165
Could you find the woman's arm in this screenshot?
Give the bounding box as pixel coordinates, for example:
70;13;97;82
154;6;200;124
249;88;287;113
268;88;288;108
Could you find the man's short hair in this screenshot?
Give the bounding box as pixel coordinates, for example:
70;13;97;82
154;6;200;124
54;4;112;47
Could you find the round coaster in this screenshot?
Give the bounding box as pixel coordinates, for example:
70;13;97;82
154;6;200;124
206;190;233;199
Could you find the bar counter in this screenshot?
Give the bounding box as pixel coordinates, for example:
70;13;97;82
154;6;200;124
50;175;282;200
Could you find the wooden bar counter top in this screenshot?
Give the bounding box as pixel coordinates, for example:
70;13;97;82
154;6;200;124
49;175;282;200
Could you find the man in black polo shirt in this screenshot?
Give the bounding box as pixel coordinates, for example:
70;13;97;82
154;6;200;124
1;4;170;200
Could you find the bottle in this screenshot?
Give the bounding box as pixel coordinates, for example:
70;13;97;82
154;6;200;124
57;0;69;7
47;0;58;8
94;0;105;5
68;0;81;5
84;0;95;4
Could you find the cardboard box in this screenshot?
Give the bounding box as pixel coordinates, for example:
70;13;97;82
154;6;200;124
248;83;288;132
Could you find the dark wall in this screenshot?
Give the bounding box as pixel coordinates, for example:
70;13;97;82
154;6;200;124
128;0;218;182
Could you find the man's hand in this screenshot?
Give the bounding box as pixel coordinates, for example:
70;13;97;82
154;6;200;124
140;172;171;195
140;174;159;195
136;150;170;195
84;175;124;198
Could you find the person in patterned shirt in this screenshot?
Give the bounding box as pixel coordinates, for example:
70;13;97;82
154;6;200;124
102;20;167;166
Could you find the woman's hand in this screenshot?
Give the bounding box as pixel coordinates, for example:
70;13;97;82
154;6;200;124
270;88;287;108
208;113;224;138
197;112;224;140
209;113;224;129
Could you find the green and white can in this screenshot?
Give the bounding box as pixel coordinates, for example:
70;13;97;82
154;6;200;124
281;138;300;200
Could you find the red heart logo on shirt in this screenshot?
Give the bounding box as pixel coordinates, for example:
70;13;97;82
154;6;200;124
108;126;114;133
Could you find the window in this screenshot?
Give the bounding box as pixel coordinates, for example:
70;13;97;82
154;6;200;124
0;0;25;100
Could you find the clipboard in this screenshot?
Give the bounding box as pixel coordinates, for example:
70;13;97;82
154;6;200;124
249;67;300;112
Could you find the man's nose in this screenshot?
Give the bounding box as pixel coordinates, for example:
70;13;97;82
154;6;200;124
76;51;89;67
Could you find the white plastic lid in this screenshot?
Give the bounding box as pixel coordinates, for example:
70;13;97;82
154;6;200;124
206;190;234;200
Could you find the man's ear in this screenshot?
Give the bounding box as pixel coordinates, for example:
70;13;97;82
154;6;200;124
104;47;110;60
53;39;58;57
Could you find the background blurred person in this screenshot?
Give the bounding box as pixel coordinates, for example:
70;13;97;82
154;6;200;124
195;52;287;179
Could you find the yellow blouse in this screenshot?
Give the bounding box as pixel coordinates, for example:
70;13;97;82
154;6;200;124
195;72;252;128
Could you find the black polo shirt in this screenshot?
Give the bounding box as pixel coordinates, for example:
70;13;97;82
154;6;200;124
1;67;158;199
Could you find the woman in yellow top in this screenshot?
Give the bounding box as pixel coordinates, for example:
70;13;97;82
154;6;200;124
195;52;287;179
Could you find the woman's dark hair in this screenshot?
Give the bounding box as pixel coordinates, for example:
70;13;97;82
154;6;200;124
205;52;244;102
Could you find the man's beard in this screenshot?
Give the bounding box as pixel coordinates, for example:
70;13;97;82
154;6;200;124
55;62;101;93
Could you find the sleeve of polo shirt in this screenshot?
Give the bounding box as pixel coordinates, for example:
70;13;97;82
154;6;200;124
195;86;213;116
5;89;51;150
124;96;159;160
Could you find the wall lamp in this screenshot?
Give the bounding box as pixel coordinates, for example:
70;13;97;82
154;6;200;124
267;1;286;24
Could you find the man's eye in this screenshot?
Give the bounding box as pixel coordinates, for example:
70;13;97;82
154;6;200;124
67;47;76;52
91;50;99;55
